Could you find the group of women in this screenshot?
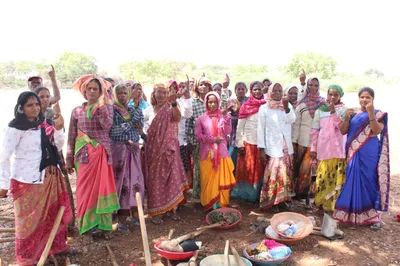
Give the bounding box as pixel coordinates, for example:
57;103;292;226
0;69;390;265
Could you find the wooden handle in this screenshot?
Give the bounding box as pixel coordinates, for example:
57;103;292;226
224;240;230;266
37;206;65;266
136;192;152;266
106;244;119;266
188;250;199;266
230;246;246;266
196;222;224;231
0;228;15;233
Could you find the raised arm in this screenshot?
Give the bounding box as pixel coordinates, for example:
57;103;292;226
48;65;61;104
66;110;78;170
310;110;321;158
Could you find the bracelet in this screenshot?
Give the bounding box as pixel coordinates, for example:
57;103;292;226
171;102;177;107
369;119;376;122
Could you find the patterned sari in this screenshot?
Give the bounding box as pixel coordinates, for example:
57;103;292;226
333;110;390;224
145;104;189;216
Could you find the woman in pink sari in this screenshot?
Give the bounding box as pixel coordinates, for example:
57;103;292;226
144;84;189;224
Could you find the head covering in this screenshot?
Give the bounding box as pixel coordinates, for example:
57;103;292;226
319;84;344;112
165;79;179;92
204;91;223;170
124;80;134;88
284;85;299;95
113;84;131;121
195;77;212;97
8;91;58;171
238;81;266;119
266;83;285;111
28;76;43;82
72;74;111;100
299;77;326;118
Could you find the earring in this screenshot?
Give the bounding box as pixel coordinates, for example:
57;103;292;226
17;105;23;114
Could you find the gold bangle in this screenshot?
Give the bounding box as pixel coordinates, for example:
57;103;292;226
369;119;376;122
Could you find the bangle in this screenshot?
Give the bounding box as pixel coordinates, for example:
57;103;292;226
171;102;177;107
369;119;376;122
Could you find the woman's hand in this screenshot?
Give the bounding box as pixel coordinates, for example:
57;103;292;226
282;97;289;112
53;113;64;131
345;108;355;121
215;136;224;144
168;91;178;104
48;65;56;80
260;150;267;165
310;151;317;160
0;189;8;198
329;101;335;114
66;167;75;174
366;100;374;114
222;73;230;88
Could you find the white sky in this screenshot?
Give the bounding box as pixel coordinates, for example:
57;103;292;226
1;0;399;77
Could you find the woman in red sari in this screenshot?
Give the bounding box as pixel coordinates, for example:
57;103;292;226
0;92;72;265
144;84;189;224
66;75;120;242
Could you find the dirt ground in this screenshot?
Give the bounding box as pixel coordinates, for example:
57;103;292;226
1;175;400;266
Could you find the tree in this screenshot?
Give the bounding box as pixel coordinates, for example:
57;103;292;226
364;68;384;78
55;51;98;86
284;52;337;79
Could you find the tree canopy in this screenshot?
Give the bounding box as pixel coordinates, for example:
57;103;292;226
283;52;337;79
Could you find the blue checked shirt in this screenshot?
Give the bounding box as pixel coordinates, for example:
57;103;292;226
110;106;143;143
185;97;206;146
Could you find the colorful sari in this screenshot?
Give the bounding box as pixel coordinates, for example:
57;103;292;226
333;110;390;224
232;141;264;202
145;103;189;216
11;166;72;266
74;106;120;234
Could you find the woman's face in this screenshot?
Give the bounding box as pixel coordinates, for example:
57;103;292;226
213;84;222;96
23;96;41;121
169;83;178;94
359;90;373;109
252;84;263;99
308;79;319;94
117;87;129;105
86;81;101;102
198;81;210;95
207;95;218;112
38;90;50;110
287;87;298;103
235;84;247;98
155;87;167;105
263;79;272;88
328;89;340;105
125;82;132;89
271;84;283;101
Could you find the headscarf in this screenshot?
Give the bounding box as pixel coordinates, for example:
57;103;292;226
124;79;135;88
319;84;344;112
284;85;299;107
204;91;223;170
238;81;266;119
195;77;212;98
113;84;131;121
8;91;58;171
266;83;285;111
298;77;326;118
72;74;111;100
165;79;179;92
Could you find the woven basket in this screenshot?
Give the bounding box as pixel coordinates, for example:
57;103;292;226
270;212;313;239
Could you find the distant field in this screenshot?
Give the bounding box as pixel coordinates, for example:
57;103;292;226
1;86;398;174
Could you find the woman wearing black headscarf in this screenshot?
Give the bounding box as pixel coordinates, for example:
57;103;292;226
0;91;72;265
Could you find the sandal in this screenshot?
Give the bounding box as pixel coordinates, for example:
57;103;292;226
57;247;79;256
129;217;140;226
166;211;181;221
117;224;130;232
151;216;163;225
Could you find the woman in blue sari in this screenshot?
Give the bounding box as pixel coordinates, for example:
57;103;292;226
333;87;390;230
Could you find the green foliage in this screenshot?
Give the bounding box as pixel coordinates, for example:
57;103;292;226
55;51;98;86
364;68;384;78
284;52;337;79
119;59;197;85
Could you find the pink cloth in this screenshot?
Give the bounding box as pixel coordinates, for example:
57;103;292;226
144;103;188;216
310;111;347;160
195;113;232;161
